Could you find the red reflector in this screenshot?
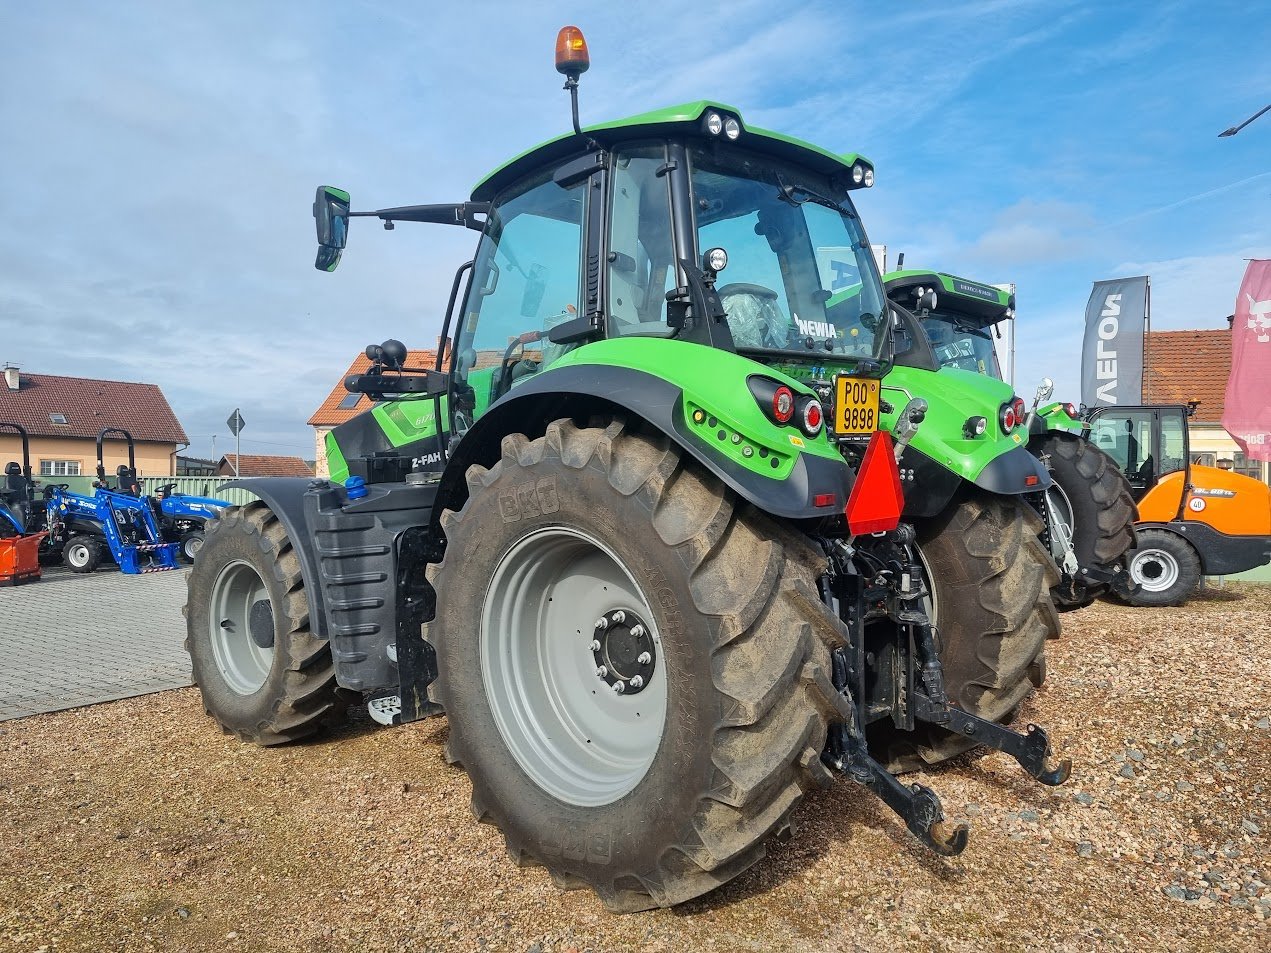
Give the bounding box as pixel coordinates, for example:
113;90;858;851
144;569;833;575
1025;474;1040;487
814;493;836;507
844;431;904;535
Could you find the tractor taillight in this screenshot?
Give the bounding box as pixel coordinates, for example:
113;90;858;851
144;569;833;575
1000;404;1017;433
800;399;823;436
773;386;795;424
1012;397;1027;422
1064;402;1078;418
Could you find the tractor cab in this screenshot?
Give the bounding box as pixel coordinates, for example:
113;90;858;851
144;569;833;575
314;98;894;482
884;270;1013;378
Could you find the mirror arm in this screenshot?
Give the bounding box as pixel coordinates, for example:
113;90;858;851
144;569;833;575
349;202;490;231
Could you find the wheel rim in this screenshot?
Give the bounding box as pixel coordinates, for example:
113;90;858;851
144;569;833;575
184;535;203;560
1129;548;1179;593
481;526;668;807
208;559;275;695
916;545;939;626
67;542;89;568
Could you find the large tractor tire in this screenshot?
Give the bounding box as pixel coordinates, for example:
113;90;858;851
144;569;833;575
63;535;103;573
184;503;347;745
870;493;1060;772
1111;528;1202;607
1036;434;1137;610
430;418;845;912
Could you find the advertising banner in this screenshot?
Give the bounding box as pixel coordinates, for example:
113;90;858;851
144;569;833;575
1221;259;1271;462
1080;276;1149;407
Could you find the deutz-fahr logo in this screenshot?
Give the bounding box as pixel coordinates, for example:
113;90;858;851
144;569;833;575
952;279;998;301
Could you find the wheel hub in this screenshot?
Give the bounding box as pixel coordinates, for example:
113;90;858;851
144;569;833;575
249;600;275;649
590;608;656;694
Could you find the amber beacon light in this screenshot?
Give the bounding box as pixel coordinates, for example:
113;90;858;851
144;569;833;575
555;26;590;78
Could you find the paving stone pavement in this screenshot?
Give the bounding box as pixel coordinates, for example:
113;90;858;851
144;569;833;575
0;566;192;720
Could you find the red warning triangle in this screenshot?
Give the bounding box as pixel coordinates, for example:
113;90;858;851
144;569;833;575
845;430;904;535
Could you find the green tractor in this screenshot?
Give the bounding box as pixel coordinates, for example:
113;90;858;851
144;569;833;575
880;269;1138;616
185;29;1069;911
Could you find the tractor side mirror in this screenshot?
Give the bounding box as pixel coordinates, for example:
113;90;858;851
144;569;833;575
520;264;548;318
313;186;351;272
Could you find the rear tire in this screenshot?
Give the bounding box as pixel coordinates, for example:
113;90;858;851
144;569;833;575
870;494;1060;771
1035;434;1137;610
184;503;347;745
1112;528;1201;607
430;418;845;911
63;536;102;573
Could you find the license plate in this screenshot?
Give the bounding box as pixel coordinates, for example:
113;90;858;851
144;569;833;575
834;376;881;435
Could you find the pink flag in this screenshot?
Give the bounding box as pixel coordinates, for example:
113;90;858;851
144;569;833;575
1222;259;1271;462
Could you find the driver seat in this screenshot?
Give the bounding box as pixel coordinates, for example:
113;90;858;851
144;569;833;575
4;462;30;531
116;465;142;496
718;283;788;349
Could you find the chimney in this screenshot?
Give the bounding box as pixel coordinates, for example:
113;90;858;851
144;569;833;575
2;363;18;391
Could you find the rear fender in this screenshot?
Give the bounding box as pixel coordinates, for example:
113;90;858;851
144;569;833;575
433;346;855;528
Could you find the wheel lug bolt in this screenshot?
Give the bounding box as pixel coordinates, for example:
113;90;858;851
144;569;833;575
612;610;626;624
637;651;651;665
631;624;645;638
612;681;626;693
596;665;607;678
594;617;608;630
590;639;601;652
629;675;644;689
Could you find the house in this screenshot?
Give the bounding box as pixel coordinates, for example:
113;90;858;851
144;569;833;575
217;454;314;477
1143;327;1269;483
0;364;188;478
307;347;440;478
176;455;220;477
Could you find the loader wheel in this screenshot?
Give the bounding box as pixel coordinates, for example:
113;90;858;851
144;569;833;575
871;493;1060;772
1112;529;1201;607
184;503;347;745
431;419;844;912
178;529;204;564
64;536;102;573
1035;434;1137;610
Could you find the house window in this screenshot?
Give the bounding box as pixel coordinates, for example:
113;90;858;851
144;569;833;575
338;393;362;410
49;413;69;425
1233;452;1264;482
40;460;81;476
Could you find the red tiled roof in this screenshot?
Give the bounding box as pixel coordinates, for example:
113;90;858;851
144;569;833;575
1143;328;1231;422
307;349;441;428
0;370;187;442
218;454;314;477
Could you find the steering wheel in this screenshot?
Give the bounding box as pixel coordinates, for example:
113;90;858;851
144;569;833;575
496;330;544;397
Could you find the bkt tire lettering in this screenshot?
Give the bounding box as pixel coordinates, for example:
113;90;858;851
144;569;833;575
500;477;560;522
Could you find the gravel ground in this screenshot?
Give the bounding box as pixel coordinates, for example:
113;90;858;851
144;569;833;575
1;584;1267;952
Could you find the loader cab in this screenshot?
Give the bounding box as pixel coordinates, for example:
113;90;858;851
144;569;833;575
1086;405;1189;502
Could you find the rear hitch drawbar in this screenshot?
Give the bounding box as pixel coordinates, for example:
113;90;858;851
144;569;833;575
826;701;1070;857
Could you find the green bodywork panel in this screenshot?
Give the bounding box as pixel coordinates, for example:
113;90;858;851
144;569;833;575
884;269;1011;312
879;365;1024;482
326;343;834;484
1036;401;1086;436
472;101;873;199
551;337;842;480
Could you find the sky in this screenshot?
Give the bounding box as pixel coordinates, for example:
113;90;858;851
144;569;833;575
0;0;1267;461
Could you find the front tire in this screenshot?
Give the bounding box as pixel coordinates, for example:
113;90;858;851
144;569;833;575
430;419;844;912
178;529;204;564
1113;528;1201;607
63;536;102;573
184;503;347;745
871;494;1060;771
1035;434;1137;610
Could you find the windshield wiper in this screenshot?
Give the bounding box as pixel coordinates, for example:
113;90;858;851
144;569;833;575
774;172;857;218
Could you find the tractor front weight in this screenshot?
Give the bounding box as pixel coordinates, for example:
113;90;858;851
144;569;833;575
821;527;1071;855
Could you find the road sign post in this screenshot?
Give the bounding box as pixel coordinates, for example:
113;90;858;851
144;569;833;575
226;409;246;476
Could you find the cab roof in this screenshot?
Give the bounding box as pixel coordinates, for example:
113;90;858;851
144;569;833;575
884;269;1014;324
471;100;872;202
